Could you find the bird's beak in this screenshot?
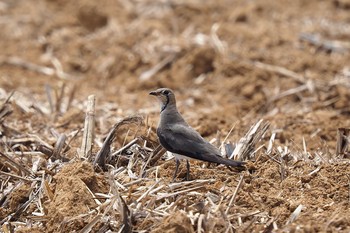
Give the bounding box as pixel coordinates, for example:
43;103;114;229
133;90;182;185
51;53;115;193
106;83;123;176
149;91;158;96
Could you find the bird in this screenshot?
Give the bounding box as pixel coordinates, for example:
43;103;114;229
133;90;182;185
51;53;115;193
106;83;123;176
149;88;245;181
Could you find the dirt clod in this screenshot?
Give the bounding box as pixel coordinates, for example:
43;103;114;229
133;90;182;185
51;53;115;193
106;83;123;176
152;211;195;233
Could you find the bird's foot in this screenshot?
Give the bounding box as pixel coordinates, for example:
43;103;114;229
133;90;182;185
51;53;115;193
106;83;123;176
171;174;191;182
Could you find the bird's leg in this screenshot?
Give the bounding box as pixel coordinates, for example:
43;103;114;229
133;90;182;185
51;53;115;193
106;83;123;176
186;160;190;181
172;159;180;182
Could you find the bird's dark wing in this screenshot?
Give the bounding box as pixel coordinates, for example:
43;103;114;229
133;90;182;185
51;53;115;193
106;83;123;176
157;124;244;167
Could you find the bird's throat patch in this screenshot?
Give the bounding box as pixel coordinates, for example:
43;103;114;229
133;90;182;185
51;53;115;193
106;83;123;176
161;95;170;112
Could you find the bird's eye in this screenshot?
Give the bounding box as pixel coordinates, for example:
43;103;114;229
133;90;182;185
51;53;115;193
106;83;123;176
163;90;169;95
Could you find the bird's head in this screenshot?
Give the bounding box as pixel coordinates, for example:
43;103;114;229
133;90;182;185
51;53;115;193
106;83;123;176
149;88;176;112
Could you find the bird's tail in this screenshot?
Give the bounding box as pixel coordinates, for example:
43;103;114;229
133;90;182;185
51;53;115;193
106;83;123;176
215;156;246;167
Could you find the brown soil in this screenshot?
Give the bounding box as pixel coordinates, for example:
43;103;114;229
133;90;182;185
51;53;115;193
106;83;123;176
1;0;350;232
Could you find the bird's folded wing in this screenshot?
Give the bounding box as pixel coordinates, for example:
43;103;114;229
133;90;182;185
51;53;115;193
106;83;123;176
157;124;223;162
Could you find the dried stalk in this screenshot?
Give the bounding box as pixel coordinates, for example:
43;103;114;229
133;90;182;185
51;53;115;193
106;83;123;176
94;116;143;169
55;82;66;113
0;91;14;123
0;171;34;182
286;204;303;224
140;144;165;178
225;174;244;215
0;151;34;176
336;128;350;158
300;33;350;53
65;84;77;112
249;60;305;84
139;53;177;81
2;56;55;76
80;95;96;159
45;84;54;114
231;119;270;161
52;134;69;161
79;214;102;233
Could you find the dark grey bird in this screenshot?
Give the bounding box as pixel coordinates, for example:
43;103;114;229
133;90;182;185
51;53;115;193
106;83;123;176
149;88;245;181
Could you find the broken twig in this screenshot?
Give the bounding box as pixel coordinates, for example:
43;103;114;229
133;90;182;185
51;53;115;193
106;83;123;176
80;95;96;159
